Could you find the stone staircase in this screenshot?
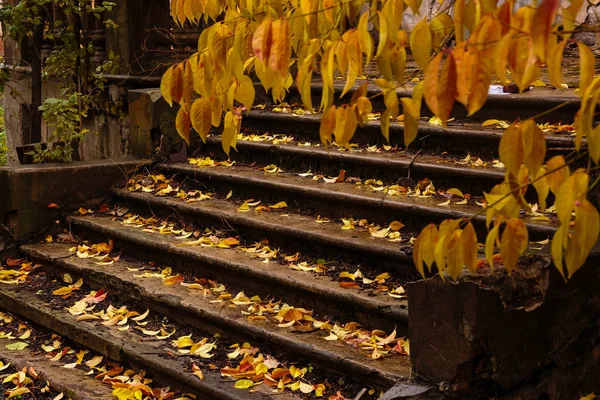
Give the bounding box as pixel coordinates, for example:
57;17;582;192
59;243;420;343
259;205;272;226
0;81;590;399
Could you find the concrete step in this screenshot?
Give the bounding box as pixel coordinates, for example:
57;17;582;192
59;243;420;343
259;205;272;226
0;265;360;399
281;81;580;123
201;135;507;196
158;163;558;240
240;110;578;159
20;243;411;391
112;188;414;269
67;214;409;334
0;336;113;400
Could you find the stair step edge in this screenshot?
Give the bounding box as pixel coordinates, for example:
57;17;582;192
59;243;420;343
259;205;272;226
21;243;410;389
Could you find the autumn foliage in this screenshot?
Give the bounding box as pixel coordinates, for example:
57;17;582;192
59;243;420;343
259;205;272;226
162;0;599;281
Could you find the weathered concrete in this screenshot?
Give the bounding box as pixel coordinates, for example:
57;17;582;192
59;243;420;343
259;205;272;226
0;286;299;400
159;163;557;240
128;88;175;156
0;337;114;400
23;242;411;390
65;215;408;336
0;158;150;240
407;259;600;399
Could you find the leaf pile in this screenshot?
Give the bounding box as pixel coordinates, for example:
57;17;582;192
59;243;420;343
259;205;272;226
0;259;36;285
127;173;215;203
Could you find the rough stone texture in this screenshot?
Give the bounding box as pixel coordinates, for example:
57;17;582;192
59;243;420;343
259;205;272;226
407;257;600;399
2;68;127;166
0;159;150;240
0;287;300;400
129;88;175;156
0;337;114;400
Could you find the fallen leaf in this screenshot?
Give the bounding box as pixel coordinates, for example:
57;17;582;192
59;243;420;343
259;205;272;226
5;342;28;351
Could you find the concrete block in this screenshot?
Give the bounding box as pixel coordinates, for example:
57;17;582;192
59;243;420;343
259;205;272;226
0;158;151;241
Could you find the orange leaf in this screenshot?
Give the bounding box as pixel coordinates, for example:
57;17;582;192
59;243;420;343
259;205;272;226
467;50;493;116
339;281;360;289
436;53;457;126
320;105;336;147
191;98;212;143
171;64;184;105
252;18;273;65
423;52;443;116
269;19;291;77
176;107;191;145
500;218;528;275
531;0;560;62
160;66;174;107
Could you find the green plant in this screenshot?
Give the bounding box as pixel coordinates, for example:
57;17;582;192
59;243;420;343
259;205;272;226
0;0;118;163
0;132;7;167
28;94;88;163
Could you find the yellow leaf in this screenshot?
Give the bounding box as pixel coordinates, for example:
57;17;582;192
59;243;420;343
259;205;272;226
400;99;418;147
333;105;357;147
434;219;461;277
5;342;28;351
85;355;104;368
485;223;501;270
112;388;135;400
499;123;524;178
320;105;336;147
358;12;373;67
454;0;465;43
252;18;273;65
566;200;599;278
578;42;595;92
222;111;239;156
160;67;174;107
467;50;493;116
532;167;550;213
461;222;478;273
52;287;73;296
176;107;191;146
546;155;570;194
191;98;212;143
531;0;560;62
500;218;528;275
171;63;184;105
556;170;588;224
389;221;404;231
552;225;567;280
269;19;291;77
446;188;464;198
234;379;255;389
423;53;442;116
413;224;439;278
521;119;546;176
410;18;431;70
494;34;512;86
8;388;31;399
340;30;361;98
548;40;566;89
376;12;388;57
297;56;314;111
182;60;194;112
269;201;288;209
299;381;314;394
446;230;464;281
235;76;255;111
